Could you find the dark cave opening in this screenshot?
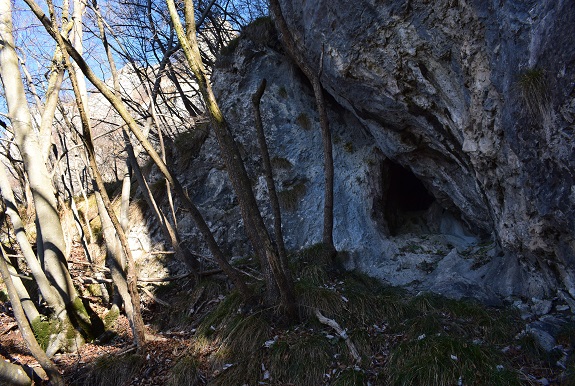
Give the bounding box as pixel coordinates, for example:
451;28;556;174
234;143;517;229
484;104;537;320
383;160;436;236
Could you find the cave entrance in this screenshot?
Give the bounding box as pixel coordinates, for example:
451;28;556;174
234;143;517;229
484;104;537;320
383;160;435;236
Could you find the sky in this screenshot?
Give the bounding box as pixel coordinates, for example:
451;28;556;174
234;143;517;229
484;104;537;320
0;0;266;132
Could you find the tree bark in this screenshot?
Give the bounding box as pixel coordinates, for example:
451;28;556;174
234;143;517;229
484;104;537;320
0;245;65;386
0;359;41;386
47;0;146;349
167;0;297;318
269;0;336;258
2;253;40;323
24;0;250;299
0;161;68;318
251;79;290;276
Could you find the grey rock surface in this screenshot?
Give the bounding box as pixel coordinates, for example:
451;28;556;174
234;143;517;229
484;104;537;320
145;0;575;305
269;0;575;299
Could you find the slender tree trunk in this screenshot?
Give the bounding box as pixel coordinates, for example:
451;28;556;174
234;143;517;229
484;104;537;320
269;0;336;258
0;0;93;333
47;0;146;349
123;130;200;272
252;79;290;274
0;245;65;386
94;189;138;329
24;0;250;299
2;253;40;323
167;0;297;318
0;162;68;318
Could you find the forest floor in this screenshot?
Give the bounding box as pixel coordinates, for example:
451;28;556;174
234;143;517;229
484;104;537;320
1;245;574;385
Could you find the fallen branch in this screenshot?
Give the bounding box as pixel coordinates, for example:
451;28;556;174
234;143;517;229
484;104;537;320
139;286;170;307
137;272;193;282
314;309;361;363
77;276;113;284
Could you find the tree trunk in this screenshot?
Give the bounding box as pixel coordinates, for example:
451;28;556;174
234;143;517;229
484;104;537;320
0;161;68;319
0;245;65;386
2;253;40;323
269;0;336;259
0;0;98;341
167;0;297;318
24;0;250;299
252;79;290;276
0;359;42;386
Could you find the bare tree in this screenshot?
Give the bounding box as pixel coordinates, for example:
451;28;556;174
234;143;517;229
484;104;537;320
44;0;147;350
0;0;103;351
24;0;251;300
166;0;297;318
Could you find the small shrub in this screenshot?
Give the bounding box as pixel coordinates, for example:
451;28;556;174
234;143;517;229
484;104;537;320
517;67;551;119
241;16;280;49
278;86;288;99
174;127;209;168
270;156;292;170
219;36;240;56
278;180;307;211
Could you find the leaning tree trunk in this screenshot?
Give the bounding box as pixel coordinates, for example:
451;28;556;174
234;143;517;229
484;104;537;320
167;0;297;319
1;254;40;323
0;245;64;386
24;0;250;300
0;0;98;342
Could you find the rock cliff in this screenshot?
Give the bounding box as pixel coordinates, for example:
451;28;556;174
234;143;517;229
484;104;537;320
154;0;575;307
262;0;575;300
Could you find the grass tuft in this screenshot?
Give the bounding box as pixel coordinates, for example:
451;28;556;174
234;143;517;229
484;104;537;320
333;367;367;385
385;334;520;385
517;67;551;120
81;354;144;386
167;355;205;386
269;334;331;385
295;112;312;130
278;180;307;211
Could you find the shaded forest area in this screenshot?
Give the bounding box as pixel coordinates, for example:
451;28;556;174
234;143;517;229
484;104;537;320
0;0;574;384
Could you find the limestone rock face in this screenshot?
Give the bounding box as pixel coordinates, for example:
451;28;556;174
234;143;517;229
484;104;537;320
168;0;575;305
262;0;575;298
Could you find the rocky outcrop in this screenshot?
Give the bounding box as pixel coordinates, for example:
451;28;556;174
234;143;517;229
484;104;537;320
260;0;575;300
144;1;575;308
